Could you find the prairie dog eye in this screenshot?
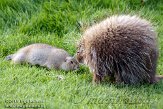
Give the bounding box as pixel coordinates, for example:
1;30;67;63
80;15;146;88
70;61;73;64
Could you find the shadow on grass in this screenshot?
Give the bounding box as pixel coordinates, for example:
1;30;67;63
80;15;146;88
99;79;163;95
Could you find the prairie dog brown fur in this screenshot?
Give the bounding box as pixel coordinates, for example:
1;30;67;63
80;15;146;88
6;43;79;71
76;15;163;84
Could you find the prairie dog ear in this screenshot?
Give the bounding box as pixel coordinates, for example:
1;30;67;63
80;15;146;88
76;38;84;47
65;57;73;62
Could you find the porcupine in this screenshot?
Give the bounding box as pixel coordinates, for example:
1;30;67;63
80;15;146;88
76;15;163;84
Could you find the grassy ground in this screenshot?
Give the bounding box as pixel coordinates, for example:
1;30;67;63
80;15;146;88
0;0;163;109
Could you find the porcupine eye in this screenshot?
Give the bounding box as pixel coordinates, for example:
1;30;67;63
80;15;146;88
77;51;80;54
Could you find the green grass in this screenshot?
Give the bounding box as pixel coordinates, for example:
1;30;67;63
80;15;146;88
0;0;163;109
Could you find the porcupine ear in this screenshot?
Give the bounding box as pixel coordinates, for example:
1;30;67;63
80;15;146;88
75;36;83;48
75;41;80;48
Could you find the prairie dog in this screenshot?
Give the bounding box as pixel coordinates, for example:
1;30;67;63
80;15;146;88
76;15;163;84
6;43;79;71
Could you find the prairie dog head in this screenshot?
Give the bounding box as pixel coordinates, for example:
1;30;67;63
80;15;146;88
61;57;79;71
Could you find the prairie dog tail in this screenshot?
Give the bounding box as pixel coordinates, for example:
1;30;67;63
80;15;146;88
5;54;14;60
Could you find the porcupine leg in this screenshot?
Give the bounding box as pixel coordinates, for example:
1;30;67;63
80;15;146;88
115;73;123;84
92;73;102;84
148;51;159;84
